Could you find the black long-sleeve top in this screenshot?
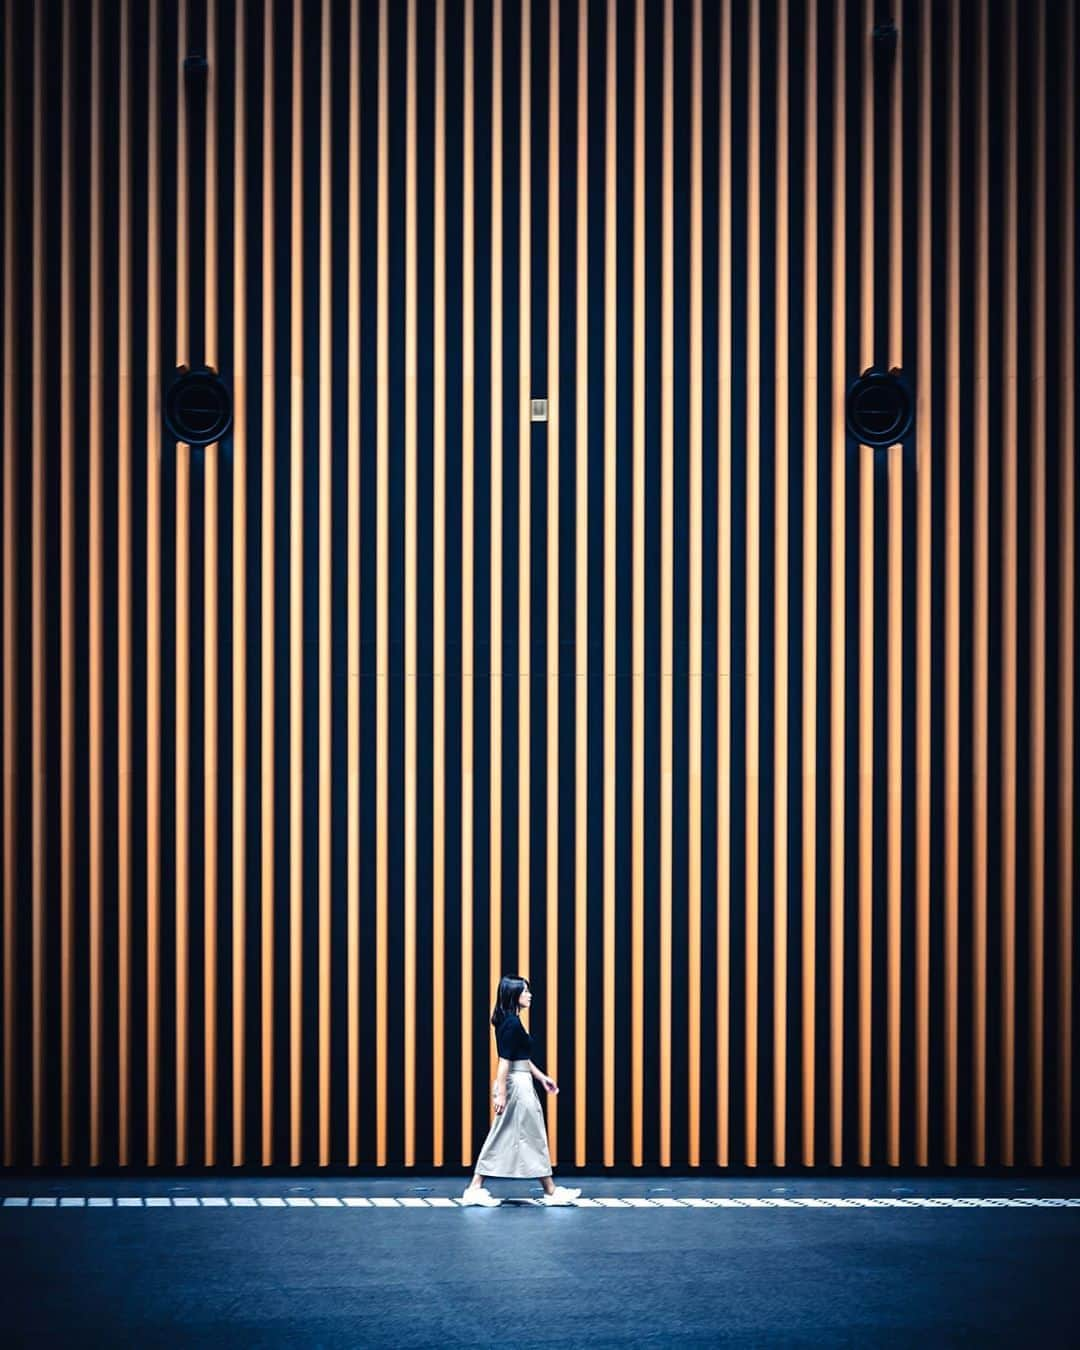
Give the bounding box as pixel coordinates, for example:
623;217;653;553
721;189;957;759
495;1012;533;1062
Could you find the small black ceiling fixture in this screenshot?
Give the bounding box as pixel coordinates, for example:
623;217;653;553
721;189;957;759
165;364;233;447
846;366;913;449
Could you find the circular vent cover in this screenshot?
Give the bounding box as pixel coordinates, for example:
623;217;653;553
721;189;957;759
165;365;232;447
845;367;913;448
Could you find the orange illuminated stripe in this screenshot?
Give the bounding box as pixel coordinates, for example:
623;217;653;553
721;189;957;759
432;0;447;1168
318;0;333;1168
574;0;589;1168
289;0;304;1169
772;0;789;1169
632;0;645;1169
857;0;873;1169
999;0;1018;1168
971;0;990;1167
347;0;362;1170
231;0;248;1168
745;0;761;1170
404;0;417;1168
2;0;16;1168
828;0;846;1169
886;4;903;1170
176;0;191;1170
488;0;503;1104
603;0;617;1170
89;0;105;1168
60;0;75;1167
656;0;680;1168
1056;0;1076;1170
545;0;560;1164
203;0;220;1169
518;0;531;987
716;0;732;1170
376;0;390;1165
461;0;475;1167
688;0;703;1169
1027;0;1047;1169
945;0;961;1167
118;0;134;1169
800;0;818;1169
914;0;932;1171
260;0;276;1168
147;0;163;1168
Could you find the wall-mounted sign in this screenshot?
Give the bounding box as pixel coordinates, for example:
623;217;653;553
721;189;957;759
165;365;233;447
845;367;914;449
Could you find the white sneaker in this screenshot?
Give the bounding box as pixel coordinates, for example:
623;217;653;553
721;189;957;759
540;1185;581;1206
460;1186;501;1207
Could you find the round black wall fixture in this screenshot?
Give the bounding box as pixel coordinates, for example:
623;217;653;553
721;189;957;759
845;367;913;448
165;365;233;447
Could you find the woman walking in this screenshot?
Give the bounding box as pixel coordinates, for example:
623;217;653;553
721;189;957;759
461;976;582;1207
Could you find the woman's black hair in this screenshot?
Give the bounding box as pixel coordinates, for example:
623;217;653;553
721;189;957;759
491;975;531;1028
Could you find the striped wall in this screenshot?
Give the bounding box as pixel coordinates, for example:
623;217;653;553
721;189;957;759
0;0;1077;1172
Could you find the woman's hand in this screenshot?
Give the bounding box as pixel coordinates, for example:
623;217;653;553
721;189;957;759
541;1076;559;1095
494;1088;507;1114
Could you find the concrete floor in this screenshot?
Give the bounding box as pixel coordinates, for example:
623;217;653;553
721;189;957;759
2;1176;1078;1347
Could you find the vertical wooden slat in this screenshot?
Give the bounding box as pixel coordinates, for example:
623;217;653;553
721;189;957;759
432;0;447;1169
886;3;903;1170
60;0;74;1167
203;0;219;1170
688;0;703;1170
745;0;761;1169
404;0;417;1169
118;0;134;1170
971;0;990;1167
231;0;247;1169
461;0;475;1167
1057;0;1076;1171
828;0;846;1169
376;0;389;1166
260;0;276;1168
1;0;16;1168
488;0;503;1100
1027;0;1047;1169
518;0;531;986
716;0;732;1171
631;0;645;1169
857;0;873;1170
603;0;617;1170
800;0;818;1169
89;0;105;1168
545;0;560;1162
147;0;163;1168
347;0;362;1171
944;0;961;1169
660;0;674;1171
318;0;333;1168
175;0;191;1170
288;0;304;1170
772;0;789;1170
574;0;589;1167
999;0;1019;1168
914;0;932;1170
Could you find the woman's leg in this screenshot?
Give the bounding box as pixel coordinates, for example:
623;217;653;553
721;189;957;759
539;1175;555;1195
468;1172;486;1189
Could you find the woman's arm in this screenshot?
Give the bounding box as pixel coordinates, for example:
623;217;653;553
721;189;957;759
493;1056;510;1113
527;1059;546;1082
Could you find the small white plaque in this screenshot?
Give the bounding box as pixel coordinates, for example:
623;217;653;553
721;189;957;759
530;398;548;422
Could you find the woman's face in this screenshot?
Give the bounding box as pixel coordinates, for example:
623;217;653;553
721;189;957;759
518;986;533;1011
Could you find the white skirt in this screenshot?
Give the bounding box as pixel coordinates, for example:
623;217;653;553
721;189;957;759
472;1059;553;1179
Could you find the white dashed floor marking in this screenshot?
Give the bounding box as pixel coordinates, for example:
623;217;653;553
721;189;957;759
3;1194;1079;1210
